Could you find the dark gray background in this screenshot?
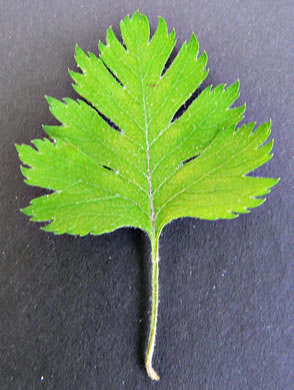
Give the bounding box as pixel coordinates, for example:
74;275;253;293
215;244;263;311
1;1;293;389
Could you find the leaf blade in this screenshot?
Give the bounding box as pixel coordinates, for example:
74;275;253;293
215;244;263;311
17;11;278;240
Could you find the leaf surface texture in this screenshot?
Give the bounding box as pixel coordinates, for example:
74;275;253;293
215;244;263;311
17;12;278;238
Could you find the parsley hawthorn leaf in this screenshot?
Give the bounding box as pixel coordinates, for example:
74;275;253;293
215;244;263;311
16;11;279;381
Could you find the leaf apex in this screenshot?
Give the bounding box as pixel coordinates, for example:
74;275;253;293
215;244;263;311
157;15;168;35
157;15;165;23
271;175;280;185
68;69;81;84
232;79;240;90
75;43;83;56
40;224;53;233
170;28;176;39
98;39;105;53
21;206;32;216
121;13;130;27
200;50;208;68
190;31;198;43
133;9;140;17
106;26;115;43
189;32;199;52
45;95;56;106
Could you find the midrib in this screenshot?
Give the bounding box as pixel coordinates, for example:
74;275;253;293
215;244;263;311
138;63;156;238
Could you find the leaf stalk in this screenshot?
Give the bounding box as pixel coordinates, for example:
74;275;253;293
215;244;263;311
145;236;160;381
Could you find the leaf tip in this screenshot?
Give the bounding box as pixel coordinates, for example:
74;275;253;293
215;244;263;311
74;43;83;57
271;176;280;187
170;27;176;40
106;26;115;44
68;69;81;85
21;205;32;217
198;50;208;72
132;9;140;18
201;50;208;62
157;15;165;24
190;31;198;44
15;143;21;153
120;13;130;28
157;15;168;36
189;32;199;54
232;78;240;91
45;95;56;107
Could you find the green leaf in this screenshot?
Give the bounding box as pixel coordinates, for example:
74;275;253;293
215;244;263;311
16;11;279;380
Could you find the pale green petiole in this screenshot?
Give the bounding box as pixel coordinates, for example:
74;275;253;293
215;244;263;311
145;236;160;381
